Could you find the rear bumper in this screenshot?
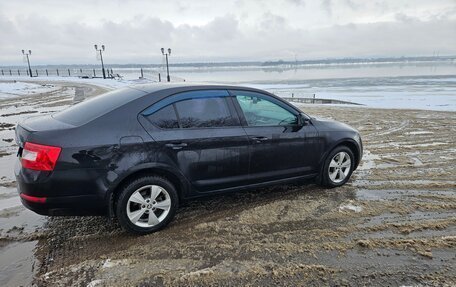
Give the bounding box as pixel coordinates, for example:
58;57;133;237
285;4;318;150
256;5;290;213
15;160;109;216
20;194;106;216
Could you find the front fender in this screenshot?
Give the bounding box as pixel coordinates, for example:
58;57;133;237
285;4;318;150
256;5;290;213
318;137;362;171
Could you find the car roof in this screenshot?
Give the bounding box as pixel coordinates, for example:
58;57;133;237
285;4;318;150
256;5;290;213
127;82;261;94
124;82;303;117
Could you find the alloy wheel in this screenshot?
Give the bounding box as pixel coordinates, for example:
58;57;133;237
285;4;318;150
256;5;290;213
328;151;351;183
126;185;171;228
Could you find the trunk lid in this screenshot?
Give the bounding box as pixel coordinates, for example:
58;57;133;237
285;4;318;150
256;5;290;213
15;115;75;148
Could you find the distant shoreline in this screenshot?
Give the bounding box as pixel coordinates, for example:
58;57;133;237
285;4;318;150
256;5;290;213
1;55;455;69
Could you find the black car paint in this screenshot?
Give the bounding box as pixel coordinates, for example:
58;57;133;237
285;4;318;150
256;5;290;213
15;83;362;216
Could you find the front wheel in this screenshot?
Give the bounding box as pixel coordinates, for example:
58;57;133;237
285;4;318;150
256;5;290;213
116;175;178;234
319;146;355;188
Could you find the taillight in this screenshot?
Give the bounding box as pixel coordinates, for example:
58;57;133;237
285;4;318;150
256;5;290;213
21;142;61;171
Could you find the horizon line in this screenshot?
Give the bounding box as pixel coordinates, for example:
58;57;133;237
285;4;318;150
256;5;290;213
1;55;455;69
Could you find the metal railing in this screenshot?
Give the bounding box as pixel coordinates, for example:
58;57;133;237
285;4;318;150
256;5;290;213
283;97;362;105
0;68;186;82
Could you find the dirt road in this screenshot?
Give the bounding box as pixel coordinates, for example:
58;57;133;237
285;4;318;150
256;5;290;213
0;83;455;286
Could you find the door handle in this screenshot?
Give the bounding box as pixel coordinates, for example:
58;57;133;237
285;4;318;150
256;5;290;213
250;136;269;143
165;143;188;150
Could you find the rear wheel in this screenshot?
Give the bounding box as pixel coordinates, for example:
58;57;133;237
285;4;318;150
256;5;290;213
320;145;355;188
116;175;178;234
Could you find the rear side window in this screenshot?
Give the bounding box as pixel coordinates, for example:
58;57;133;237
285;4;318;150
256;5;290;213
53;88;145;126
147;105;179;129
175;98;237;128
143;90;240;129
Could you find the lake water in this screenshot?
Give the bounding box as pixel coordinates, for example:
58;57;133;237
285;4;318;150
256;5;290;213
1;61;456;111
145;61;456;111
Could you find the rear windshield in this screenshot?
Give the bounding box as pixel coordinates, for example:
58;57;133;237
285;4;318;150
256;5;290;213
53;87;146;126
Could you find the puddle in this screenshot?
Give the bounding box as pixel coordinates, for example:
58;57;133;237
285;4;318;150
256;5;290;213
0;153;17;180
0;241;38;287
0;196;21;210
0;207;46;235
356;189;405;201
375;162;398;169
410;157;423;166
356;189;454;201
353;179;456;188
0;197;45;286
357;150;379;170
0;186;46;236
303;248;454;285
358;210;456;228
0;187;16;200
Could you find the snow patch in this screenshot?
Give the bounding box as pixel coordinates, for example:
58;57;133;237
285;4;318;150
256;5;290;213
406;131;434;135
339;201;363;213
86;279;104;287
0;81;58;99
102;258;129;268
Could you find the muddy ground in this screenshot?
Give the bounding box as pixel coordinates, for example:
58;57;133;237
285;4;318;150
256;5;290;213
0;81;455;286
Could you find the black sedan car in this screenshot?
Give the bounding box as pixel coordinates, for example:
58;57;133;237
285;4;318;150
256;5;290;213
15;83;362;234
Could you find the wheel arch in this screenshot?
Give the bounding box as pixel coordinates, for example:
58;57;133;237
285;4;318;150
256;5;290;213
107;165;190;217
315;138;361;186
320;138;361;172
340;140;361;170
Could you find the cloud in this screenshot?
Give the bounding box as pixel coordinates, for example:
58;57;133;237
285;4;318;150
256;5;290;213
321;0;333;15
0;0;455;65
285;0;305;6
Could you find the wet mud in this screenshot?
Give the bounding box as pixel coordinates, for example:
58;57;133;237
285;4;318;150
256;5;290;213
0;86;455;286
0;81;107;287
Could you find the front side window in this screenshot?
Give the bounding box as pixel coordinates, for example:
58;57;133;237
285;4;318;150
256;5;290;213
175;97;237;128
235;93;297;126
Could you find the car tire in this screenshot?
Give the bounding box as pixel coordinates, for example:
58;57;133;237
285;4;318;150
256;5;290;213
319;145;355;188
116;175;178;235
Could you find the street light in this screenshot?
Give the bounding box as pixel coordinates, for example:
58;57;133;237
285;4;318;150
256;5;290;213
161;47;171;82
94;44;106;79
22;50;33;78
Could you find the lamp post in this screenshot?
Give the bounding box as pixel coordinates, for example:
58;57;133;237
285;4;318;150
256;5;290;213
94;44;106;79
161;48;171;82
22;50;33;78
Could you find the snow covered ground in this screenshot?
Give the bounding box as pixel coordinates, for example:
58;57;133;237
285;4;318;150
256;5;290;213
0;81;59;99
1;76;149;91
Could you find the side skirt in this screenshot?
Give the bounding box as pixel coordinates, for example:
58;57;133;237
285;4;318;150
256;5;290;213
184;173;319;200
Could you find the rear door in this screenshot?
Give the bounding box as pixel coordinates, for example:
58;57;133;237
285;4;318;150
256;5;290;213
230;90;320;183
141;90;250;193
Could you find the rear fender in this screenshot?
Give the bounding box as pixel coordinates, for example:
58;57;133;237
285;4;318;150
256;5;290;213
106;162;191;217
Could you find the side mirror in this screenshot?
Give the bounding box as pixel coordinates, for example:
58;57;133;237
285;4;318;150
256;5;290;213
298;113;310;126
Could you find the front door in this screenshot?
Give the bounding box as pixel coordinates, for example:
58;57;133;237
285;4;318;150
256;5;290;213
230;90;320;183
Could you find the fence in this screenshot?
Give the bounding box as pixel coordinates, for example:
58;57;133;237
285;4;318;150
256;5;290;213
0;68;186;82
282;97;362;105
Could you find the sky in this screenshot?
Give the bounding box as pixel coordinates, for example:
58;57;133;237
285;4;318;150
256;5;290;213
0;0;455;65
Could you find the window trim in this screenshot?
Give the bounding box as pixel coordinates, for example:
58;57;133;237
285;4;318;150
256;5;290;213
142;89;242;130
142;89;230;116
143;104;180;129
228;89;300;128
